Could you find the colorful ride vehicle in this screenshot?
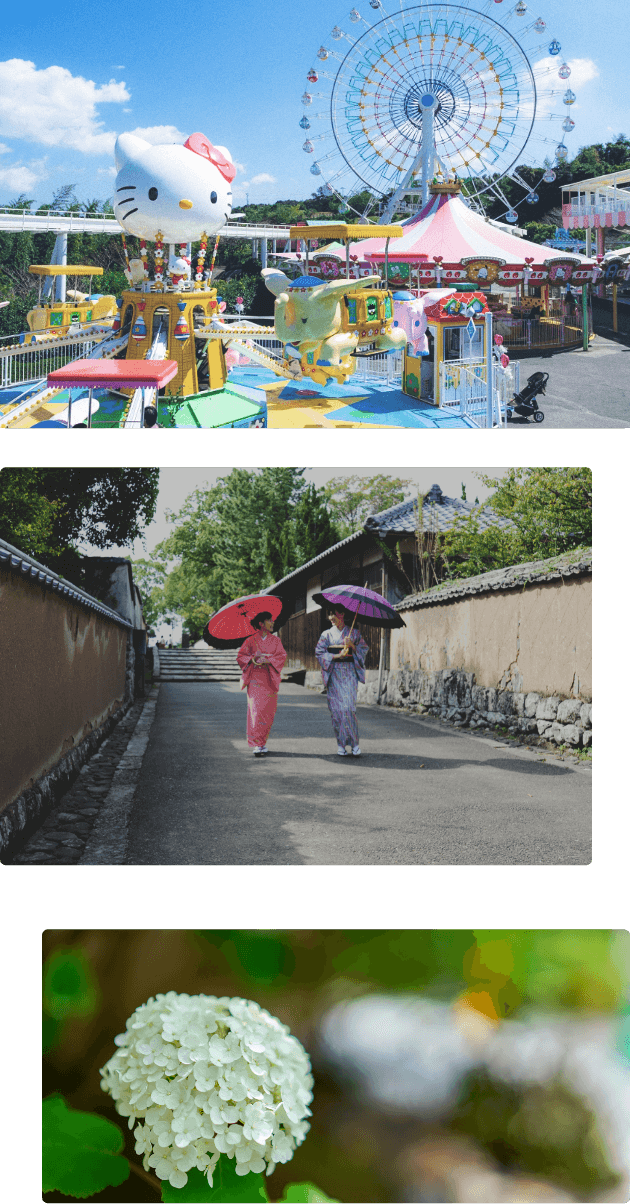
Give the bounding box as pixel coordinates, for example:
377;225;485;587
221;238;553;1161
26;265;117;337
262;269;406;386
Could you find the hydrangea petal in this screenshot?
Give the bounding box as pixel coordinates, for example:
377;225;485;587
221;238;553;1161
100;992;313;1188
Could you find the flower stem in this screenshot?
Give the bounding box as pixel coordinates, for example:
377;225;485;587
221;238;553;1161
128;1159;162;1196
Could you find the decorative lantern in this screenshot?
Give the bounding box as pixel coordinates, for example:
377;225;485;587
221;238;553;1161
506;209;518;222
307;69;318;83
299;116;311;129
350;8;361;20
526;192;539;204
549;39;561;55
534;17;546;31
331;25;344;38
303;140;314;153
562;117;575;133
559;62;571;78
174;301;190;341
317;46;329;60
310;162;322;175
556;143;569;161
515;2;527;14
301;92;313;106
132;301;147;341
563;89;576;105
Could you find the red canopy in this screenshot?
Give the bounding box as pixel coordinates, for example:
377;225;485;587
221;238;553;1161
47;360;178;390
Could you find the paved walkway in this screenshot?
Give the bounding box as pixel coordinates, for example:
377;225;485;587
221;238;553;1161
510;332;630;428
10;683;589;866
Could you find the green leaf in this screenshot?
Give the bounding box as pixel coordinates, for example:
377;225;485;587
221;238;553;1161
280;1184;340;1203
161;1160;269;1202
42;1094;129;1199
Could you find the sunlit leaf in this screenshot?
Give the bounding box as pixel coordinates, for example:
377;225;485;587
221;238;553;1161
280;1182;340;1202
42;1094;129;1198
161;1160;269;1202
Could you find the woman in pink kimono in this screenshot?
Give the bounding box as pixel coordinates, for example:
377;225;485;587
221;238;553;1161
236;612;287;756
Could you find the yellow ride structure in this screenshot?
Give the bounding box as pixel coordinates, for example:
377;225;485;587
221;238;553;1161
27;265;117;335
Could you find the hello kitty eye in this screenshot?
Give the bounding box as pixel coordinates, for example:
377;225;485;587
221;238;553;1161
210;191;217;204
148;187;158;201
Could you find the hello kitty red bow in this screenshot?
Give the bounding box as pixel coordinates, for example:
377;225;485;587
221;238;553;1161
184;133;236;183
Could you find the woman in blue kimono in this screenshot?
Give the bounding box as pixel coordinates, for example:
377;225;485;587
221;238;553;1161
315;607;369;756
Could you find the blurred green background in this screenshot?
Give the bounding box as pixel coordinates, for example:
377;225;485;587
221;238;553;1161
42;930;630;1204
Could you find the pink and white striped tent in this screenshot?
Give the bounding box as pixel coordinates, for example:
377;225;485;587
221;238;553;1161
346;190;595;288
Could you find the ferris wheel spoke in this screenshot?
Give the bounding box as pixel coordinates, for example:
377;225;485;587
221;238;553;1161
306;0;571;210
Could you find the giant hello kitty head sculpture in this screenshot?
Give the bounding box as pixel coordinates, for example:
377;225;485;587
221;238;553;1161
113;132;235;243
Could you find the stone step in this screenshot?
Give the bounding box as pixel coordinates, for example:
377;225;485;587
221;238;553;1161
157;674;240;681
158;658;238;665
155;647;241;682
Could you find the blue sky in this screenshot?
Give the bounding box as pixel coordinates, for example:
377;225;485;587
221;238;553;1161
1;0;628;208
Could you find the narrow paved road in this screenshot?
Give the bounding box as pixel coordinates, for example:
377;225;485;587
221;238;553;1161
121;683;590;865
510;332;630;428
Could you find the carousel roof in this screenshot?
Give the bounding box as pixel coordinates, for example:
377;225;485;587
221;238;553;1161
351;192;595;268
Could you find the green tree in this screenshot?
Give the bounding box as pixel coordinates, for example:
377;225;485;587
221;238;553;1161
137;470;340;640
441;468;591;579
131;557;172;630
0;468;160;559
324;474;414;537
0;468;63;555
358;469;592;602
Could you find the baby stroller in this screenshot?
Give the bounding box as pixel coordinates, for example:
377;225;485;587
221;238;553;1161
507;370;549;423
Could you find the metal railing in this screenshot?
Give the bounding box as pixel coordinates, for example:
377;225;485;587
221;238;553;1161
0;336;99;388
353;348;403;384
0;327;124;394
438;358;515;427
563;196;630;222
493;307;589;350
0;209;120;233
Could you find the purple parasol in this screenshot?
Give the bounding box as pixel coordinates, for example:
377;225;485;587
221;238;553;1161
311;584;405;629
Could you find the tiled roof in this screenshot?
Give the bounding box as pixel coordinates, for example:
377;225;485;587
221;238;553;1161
396;548;592;610
0;536;133;627
364;484;514;535
264;484;513;593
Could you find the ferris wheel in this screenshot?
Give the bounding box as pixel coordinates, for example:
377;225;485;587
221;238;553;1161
300;0;577;223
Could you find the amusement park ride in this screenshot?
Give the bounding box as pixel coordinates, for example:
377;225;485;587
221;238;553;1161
0;0;604;430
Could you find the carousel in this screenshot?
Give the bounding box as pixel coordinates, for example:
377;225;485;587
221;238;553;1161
286;182;597;352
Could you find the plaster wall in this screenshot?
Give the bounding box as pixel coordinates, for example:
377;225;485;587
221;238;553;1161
390;577;591;700
0;568;128;814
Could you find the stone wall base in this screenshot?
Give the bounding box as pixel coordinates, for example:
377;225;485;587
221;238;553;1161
303;664;592;749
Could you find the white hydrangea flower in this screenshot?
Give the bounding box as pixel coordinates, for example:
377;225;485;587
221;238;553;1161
100;992;314;1190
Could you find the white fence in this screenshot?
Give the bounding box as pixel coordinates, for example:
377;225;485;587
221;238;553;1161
0;336;99;388
438;358;518;427
563;196;630;227
353;348;403;384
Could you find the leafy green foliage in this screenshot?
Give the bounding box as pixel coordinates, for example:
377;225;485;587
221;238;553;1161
323;474;414;538
279;1185;339;1202
134;469;340;639
472;930;625;1012
159;1160;337;1203
441;468;591;579
523;222;559;246
42;1095;129;1198
42;950;98;1056
161;1161;269;1202
0;467;159;559
197;930;297;987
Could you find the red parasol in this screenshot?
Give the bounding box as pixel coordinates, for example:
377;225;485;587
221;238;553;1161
204;593;289;649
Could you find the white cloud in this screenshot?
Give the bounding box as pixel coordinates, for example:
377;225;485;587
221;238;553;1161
0;142;10;155
0;59;130;155
534;56;599;89
562;58;599;89
533;57;599;120
127;125;187;145
233;171;277;201
97;165;117;176
0;161;41;191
